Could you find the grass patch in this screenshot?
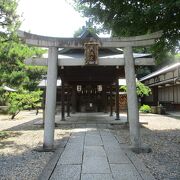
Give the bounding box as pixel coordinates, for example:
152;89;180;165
0;131;21;140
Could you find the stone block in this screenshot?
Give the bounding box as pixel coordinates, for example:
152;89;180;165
58;143;83;165
82;146;110;173
83;146;106;158
50;165;81;180
110;164;142;180
85;134;103;146
81;174;113;180
82;157;111;174
104;147;130;164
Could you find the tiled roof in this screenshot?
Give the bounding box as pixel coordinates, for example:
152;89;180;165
140;62;180;81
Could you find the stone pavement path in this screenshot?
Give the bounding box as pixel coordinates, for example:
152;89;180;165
40;113;154;180
50;130;142;180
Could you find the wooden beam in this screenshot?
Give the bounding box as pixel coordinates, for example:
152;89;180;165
115;79;120;120
110;85;113;116
61;79;65;121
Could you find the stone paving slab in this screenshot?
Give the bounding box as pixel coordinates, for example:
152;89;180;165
101;135;120;145
57;133;85;165
81;173;113;180
82;156;111;174
82;146;111;174
100;132;131;164
110;163;142;180
50;165;81;180
68;134;84;144
105;147;130;164
57;143;83;165
101;135;121;149
86;130;99;135
83;146;107;158
85;134;103;146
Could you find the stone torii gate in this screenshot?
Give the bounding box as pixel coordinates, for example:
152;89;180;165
18;30;162;152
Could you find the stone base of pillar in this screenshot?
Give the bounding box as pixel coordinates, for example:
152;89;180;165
40;145;55;152
33;145;56;152
61;118;66;121
115;114;120;120
130;144;152;154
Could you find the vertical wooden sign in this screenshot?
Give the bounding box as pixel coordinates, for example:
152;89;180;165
84;42;99;65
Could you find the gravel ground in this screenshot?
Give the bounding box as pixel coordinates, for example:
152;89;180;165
0;111;70;180
115;113;180;180
0;111;180;180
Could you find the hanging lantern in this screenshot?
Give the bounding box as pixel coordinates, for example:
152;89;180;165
97;85;102;92
77;85;82;92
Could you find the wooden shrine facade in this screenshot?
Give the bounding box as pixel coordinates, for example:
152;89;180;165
140;62;180;110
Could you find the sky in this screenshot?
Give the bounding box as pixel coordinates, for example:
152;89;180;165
17;0;88;37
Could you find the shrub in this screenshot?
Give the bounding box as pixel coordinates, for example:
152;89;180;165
139;104;151;113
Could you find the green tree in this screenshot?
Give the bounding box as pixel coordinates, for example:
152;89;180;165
0;0;46;90
0;0;46;117
120;81;151;97
0;0;20;40
73;0;180;65
7;90;43;119
0;41;46;89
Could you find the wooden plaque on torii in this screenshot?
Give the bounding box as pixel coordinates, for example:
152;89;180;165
84;42;99;65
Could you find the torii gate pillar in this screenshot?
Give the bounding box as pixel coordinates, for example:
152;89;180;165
43;47;58;150
124;46;141;151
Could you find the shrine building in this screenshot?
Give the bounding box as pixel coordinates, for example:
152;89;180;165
140;62;180;111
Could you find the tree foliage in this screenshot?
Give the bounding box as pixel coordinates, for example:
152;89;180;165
73;0;180;65
0;0;46;90
7;90;43;119
0;0;20;40
120;81;151;97
0;41;46;89
0;0;46;117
